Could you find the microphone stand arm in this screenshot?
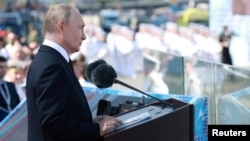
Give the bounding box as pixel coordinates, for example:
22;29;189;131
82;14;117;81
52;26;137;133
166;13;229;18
114;79;175;110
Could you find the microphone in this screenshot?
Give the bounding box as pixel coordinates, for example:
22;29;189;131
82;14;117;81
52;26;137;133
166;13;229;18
86;59;107;84
86;59;175;109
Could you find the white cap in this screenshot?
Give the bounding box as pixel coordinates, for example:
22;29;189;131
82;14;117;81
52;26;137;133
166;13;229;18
143;53;161;65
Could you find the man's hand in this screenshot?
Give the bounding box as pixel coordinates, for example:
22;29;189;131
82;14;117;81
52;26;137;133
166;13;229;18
93;115;123;136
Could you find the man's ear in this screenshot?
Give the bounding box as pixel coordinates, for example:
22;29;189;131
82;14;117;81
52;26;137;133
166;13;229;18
56;20;65;33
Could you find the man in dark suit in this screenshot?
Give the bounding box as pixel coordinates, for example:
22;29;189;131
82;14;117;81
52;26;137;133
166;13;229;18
26;4;122;141
0;56;20;120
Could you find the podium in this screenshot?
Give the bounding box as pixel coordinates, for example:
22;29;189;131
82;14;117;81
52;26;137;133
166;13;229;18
103;98;194;141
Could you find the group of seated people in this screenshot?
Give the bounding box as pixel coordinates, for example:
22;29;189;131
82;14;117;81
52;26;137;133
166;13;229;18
0;56;28;121
0;30;39;121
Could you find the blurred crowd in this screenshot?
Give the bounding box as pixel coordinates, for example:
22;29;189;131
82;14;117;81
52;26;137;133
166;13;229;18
75;21;229;95
0;29;37;116
78;21;225;76
0;3;232;118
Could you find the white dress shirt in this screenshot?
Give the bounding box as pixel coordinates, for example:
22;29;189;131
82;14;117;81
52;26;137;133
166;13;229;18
43;39;70;62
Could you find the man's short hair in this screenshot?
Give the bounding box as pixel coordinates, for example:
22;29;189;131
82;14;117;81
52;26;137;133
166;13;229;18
43;4;75;34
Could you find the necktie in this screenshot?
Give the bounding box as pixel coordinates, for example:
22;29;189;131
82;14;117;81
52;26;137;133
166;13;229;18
68;58;74;71
69;58;79;80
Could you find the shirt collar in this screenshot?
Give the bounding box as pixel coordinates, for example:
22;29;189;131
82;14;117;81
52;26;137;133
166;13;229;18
43;39;70;62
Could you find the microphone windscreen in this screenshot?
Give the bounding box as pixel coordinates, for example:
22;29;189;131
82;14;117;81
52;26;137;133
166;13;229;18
91;64;117;88
86;59;107;82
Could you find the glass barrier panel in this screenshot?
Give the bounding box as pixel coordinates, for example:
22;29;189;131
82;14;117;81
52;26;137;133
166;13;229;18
184;57;215;124
215;64;250;124
142;49;185;95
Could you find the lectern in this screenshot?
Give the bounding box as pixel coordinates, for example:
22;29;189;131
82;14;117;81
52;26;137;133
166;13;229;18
103;98;194;141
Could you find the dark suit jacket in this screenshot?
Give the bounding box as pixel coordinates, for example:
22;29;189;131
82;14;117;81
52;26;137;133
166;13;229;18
0;106;8;121
0;81;20;113
26;45;100;141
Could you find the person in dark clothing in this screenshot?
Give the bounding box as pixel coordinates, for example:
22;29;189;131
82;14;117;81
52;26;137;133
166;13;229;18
0;56;20;119
219;26;233;65
26;4;122;141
